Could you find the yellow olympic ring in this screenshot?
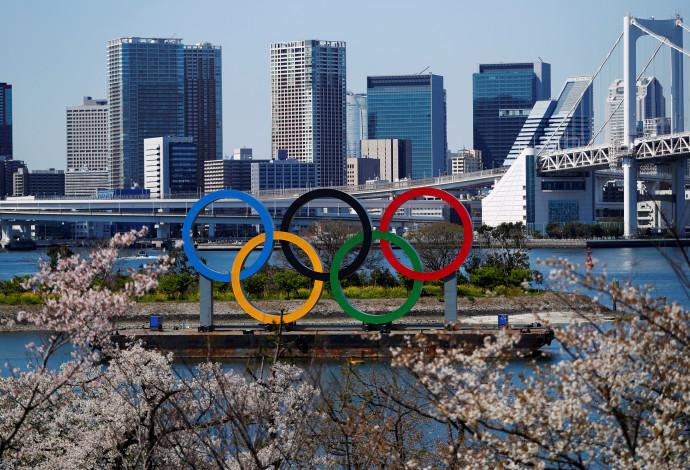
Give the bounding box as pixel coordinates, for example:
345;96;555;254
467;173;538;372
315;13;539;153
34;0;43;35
231;231;324;324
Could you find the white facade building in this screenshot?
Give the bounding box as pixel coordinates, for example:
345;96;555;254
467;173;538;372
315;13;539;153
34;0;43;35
144;137;196;198
66;97;108;172
270;40;346;186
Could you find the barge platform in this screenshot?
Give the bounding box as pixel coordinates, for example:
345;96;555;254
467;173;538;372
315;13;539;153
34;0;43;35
112;324;555;359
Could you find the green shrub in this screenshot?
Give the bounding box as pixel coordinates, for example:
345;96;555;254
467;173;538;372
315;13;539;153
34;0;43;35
470;266;504;289
457;285;484;298
421;285;443;297
343;286;363;299
361;286;386;299
386;286;408;298
293;288;312;300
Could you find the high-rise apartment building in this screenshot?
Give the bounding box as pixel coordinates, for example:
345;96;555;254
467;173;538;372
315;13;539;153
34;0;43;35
367;75;446;179
0;83;11;160
473;62;551;169
66;96;108;171
184;43;222;188
346;92;367;159
107;37;221;191
270;40;346;187
606;76;666;143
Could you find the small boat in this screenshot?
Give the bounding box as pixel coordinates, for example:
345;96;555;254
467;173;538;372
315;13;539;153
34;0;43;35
135;249;148;257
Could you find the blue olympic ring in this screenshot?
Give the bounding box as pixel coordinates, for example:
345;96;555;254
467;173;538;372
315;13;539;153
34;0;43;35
181;190;275;281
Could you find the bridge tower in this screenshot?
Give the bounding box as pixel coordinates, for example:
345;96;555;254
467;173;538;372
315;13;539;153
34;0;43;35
623;14;685;236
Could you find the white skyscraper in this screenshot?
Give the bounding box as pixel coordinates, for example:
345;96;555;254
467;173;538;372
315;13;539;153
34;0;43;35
66;97;108;171
270;40;346;186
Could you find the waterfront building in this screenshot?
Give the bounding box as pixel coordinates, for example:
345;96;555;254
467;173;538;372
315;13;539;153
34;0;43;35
448;149;482;175
203;159;254;193
250;159;316;192
0;83;11;160
184;42;223;189
346;157;379;186
270;40;346;187
144;137;197;198
606;76;666;143
473;62;551;169
65;169;109;198
482;151;594;230
360;138;412;183
367;75;446;179
346;92;367;159
107;37;221;191
505;76;593;164
12;168;65;197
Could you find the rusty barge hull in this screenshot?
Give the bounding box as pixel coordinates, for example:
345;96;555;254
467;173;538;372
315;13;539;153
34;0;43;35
113;326;555;359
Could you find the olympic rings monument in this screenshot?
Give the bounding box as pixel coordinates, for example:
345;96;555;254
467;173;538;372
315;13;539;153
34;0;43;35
118;187;555;358
182;187;473;329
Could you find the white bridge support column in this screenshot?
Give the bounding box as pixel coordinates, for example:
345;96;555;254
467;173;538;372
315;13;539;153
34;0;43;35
673;159;687;235
623;157;638;237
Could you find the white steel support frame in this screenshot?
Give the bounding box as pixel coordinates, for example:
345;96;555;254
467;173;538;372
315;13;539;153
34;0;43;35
624;14;685;236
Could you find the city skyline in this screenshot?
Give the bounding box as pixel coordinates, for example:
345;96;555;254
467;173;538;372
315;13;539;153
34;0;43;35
0;0;687;171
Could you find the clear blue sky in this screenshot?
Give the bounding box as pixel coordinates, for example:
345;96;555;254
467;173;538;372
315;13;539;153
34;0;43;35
0;0;687;170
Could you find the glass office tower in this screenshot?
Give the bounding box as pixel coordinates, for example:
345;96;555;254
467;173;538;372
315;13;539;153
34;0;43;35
346;92;367;159
108;38;185;189
0;83;11;160
367;74;446;179
473;62;551;169
184;43;222;189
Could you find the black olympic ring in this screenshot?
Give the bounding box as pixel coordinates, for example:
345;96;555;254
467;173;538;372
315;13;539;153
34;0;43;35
280;188;373;281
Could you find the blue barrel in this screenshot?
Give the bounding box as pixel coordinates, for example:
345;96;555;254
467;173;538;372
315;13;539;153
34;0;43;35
498;314;508;326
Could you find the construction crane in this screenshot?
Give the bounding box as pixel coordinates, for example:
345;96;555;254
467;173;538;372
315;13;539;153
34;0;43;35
418;66;430;74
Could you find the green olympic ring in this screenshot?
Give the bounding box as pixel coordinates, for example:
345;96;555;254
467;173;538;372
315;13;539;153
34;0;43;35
330;230;424;324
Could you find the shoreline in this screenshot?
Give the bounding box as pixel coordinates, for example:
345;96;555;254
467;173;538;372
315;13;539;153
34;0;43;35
0;291;628;333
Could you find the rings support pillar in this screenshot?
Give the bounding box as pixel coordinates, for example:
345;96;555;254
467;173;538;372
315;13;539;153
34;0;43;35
199;274;214;332
444;271;458;324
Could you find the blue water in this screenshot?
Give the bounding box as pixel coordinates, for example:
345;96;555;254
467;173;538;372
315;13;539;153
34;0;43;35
0;244;688;371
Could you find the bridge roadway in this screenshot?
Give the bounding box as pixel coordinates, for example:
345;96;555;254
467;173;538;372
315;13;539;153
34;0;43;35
0;172;507;241
0;169;503;228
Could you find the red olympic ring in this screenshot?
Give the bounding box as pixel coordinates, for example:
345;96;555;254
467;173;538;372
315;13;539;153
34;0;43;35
379;187;473;281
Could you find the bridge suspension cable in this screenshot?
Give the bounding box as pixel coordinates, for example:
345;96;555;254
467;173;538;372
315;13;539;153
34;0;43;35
537;32;623;156
587;41;664;146
631;19;690;59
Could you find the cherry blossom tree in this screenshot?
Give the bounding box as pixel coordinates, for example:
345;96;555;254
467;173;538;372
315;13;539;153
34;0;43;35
0;230;325;468
391;258;690;469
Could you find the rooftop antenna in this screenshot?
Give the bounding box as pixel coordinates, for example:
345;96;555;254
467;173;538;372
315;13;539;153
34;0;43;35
418;66;430;74
538;56;543;62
